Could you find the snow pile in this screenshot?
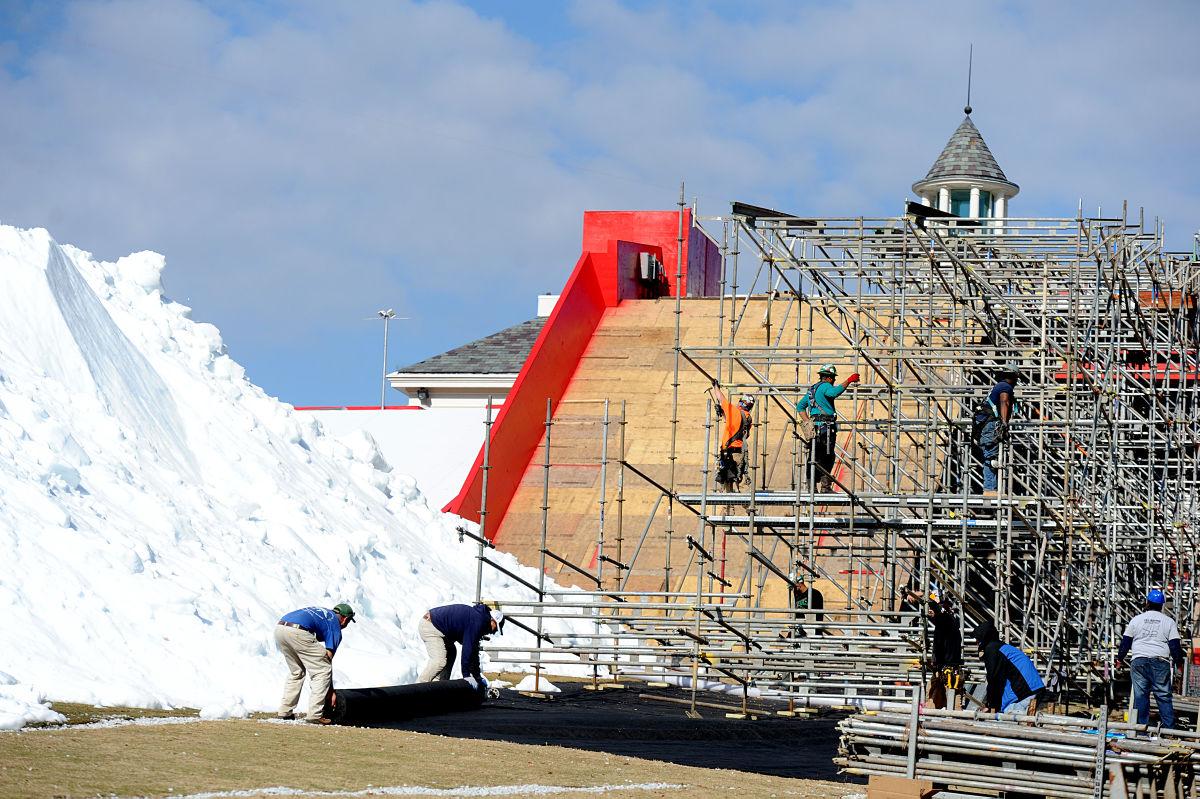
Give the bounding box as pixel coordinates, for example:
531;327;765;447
0;672;65;730
512;674;560;693
302;408;485;508
0;225;577;729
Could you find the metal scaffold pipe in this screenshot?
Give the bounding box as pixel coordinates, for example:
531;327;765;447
472;208;1198;740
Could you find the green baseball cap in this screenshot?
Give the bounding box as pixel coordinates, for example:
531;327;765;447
333;603;356;622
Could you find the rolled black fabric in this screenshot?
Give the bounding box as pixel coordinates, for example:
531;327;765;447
330;679;484;725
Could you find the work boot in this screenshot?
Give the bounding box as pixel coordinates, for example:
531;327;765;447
275;711;296;721
305;717;333;725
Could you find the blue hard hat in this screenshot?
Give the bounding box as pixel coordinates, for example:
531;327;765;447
1147;588;1165;604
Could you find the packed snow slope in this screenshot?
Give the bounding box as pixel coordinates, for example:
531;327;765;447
0;225;565;728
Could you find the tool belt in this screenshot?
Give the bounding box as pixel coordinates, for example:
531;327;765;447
278;621;305;630
940;666;964;690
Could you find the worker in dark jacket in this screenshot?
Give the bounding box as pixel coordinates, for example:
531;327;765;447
780;575;825;639
928;597;963;709
418;602;504;688
974;620;1044;714
793;576;824;622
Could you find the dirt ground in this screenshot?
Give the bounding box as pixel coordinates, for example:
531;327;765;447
2;717;861;799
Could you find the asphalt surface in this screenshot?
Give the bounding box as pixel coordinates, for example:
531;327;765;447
376;683;857;781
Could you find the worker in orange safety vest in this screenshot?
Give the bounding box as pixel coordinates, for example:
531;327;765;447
708;383;754;492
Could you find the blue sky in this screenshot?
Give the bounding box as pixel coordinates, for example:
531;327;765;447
1;1;1197;406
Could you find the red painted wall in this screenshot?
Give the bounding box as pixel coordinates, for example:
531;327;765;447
444;250;605;529
444;209;719;536
583;210;698;297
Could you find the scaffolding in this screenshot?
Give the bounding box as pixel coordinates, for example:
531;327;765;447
479;200;1200;719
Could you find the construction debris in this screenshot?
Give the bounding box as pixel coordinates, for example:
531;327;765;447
838;706;1200;798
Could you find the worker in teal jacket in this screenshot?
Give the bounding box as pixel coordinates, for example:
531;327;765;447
796;364;859;493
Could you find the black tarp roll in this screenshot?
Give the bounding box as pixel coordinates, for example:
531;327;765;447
330;680;484;725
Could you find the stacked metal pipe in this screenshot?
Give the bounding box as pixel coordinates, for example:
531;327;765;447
837;706;1200;798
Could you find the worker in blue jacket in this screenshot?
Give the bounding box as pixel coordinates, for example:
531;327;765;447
974;619;1044;715
418;602;504;688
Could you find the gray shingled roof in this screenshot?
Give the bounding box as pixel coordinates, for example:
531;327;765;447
919;115;1016;187
395;318;545;375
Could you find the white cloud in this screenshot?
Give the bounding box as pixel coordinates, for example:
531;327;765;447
0;0;1196;402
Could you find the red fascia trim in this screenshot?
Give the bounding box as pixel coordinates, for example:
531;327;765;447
443;250;608;538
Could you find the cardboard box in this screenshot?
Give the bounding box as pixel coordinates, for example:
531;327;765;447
867;774;935;799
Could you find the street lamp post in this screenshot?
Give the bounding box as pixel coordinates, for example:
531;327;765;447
377;309;396;410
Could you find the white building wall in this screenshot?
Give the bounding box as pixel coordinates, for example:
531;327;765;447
300;407;487;508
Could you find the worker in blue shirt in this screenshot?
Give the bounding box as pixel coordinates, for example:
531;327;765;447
796;364;859;493
419;602;504;688
974;368;1020;496
274;603;356;723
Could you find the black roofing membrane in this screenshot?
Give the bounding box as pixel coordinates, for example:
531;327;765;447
361;682;860;782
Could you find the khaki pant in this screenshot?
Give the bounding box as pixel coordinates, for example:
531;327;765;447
274;624;332;721
418;616;456;682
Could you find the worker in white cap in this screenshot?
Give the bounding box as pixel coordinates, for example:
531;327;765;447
418;602;504;690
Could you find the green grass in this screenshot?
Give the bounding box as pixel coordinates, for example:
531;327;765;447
29;702;200;727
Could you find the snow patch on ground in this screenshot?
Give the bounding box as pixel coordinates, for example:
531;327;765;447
0;674;65;730
26;716;204;732
512;675;561;693
147;783;684;798
0;225;585;729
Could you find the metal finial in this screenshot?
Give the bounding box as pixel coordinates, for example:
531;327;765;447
964;43;973;115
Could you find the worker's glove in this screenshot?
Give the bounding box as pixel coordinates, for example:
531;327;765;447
996;421;1010;442
481;676;490;690
847;372;861;384
464;675;479;690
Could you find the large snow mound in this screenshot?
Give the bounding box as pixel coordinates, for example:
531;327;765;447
0;226;572;728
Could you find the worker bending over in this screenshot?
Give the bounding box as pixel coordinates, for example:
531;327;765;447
796;364;859;493
709;383;753;492
419;602;504;689
972;620;1044;714
275;603;356;723
1116;588;1185;729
